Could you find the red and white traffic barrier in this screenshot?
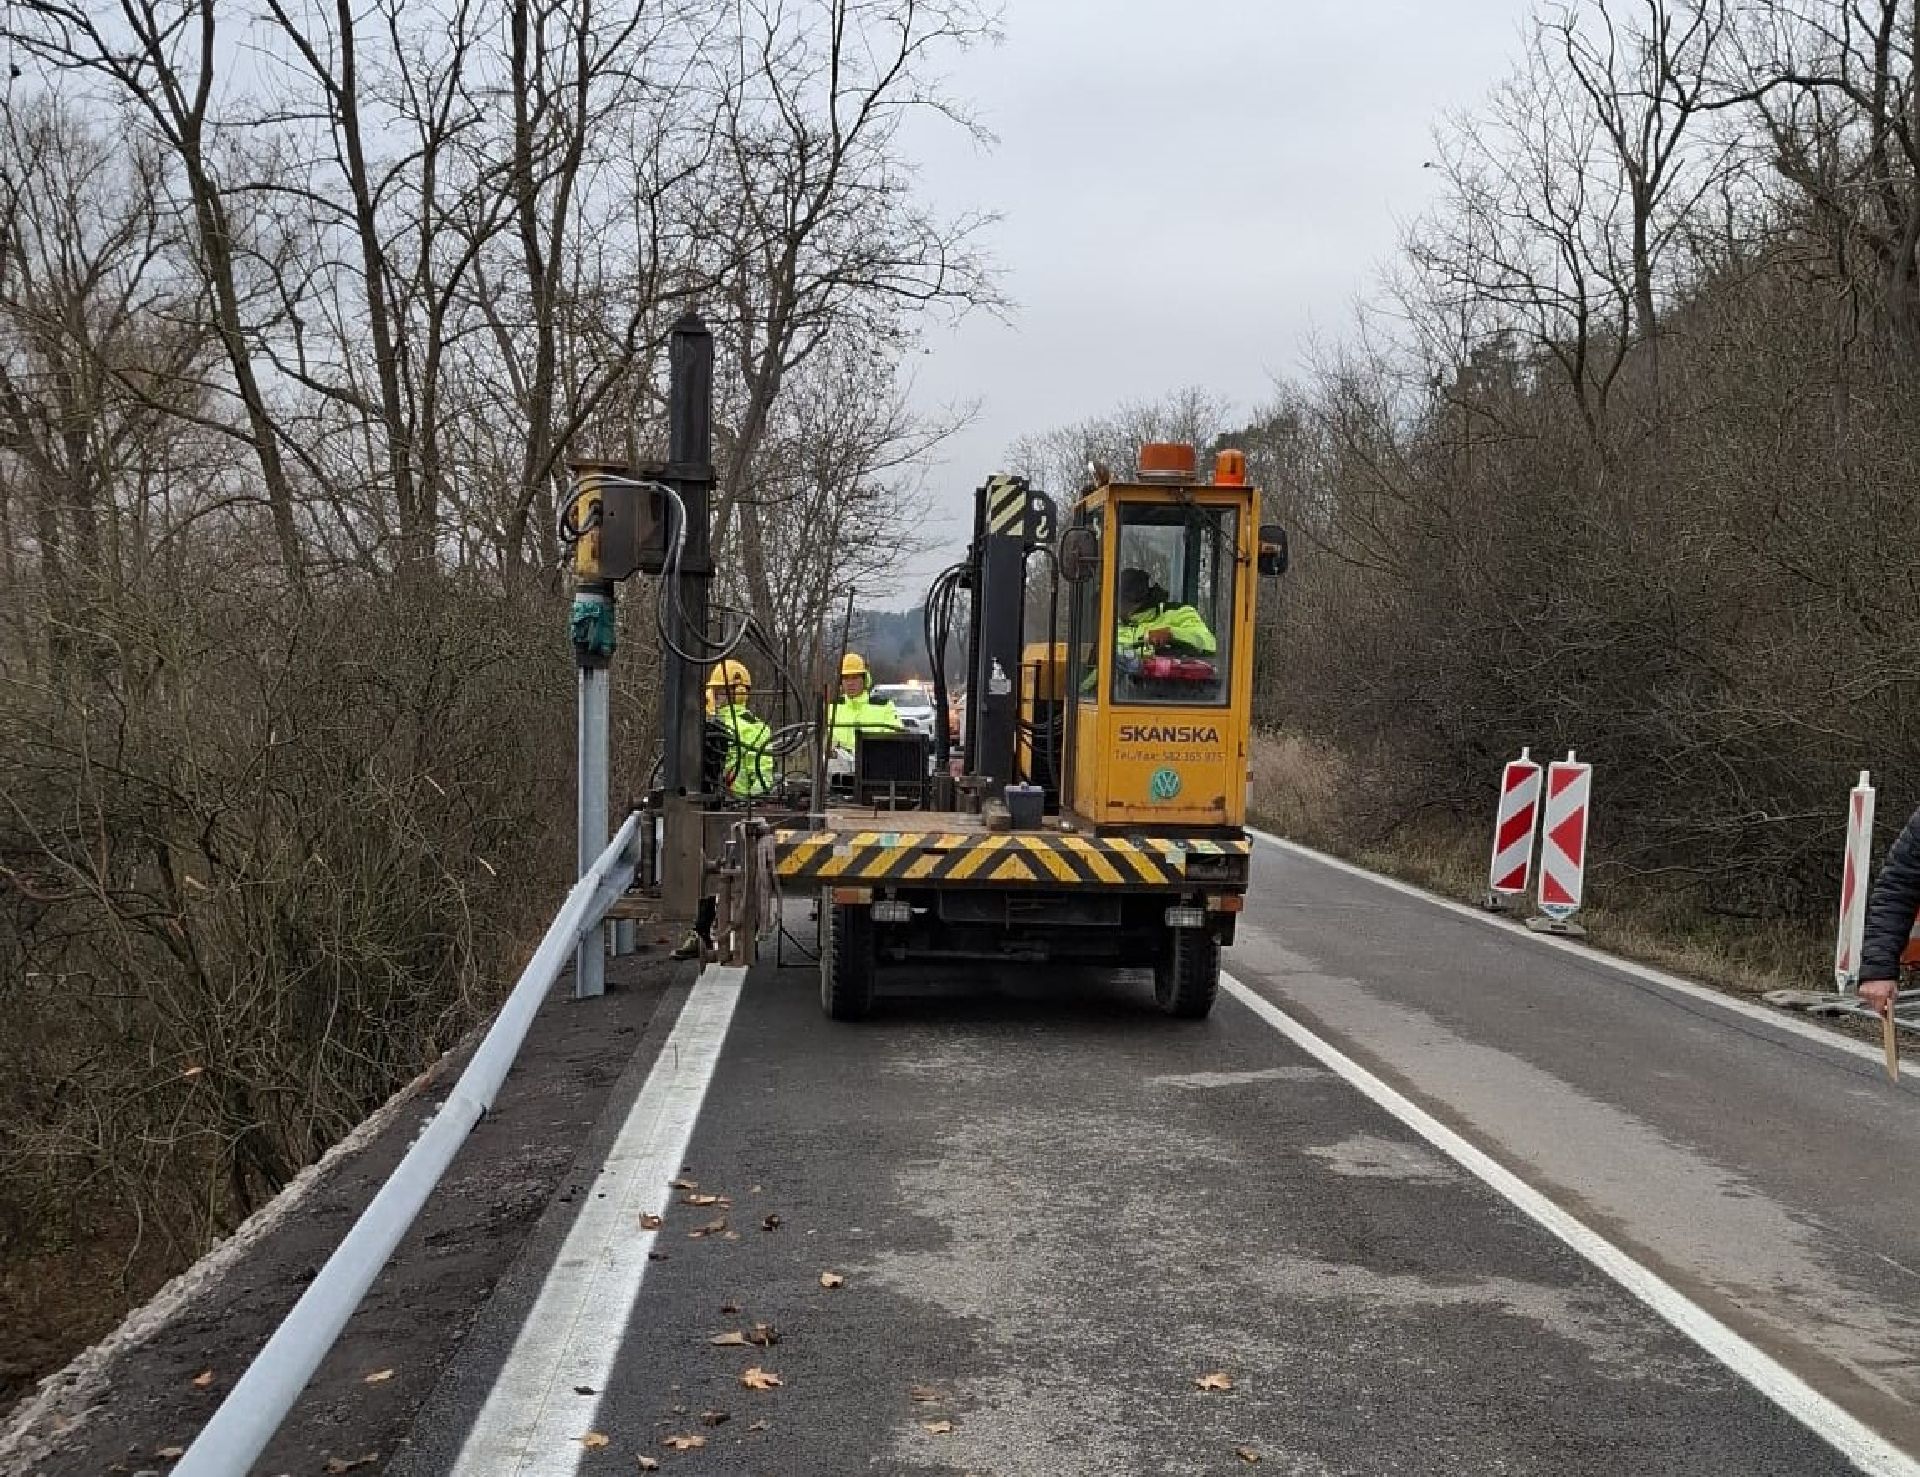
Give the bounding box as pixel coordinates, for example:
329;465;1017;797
1485;748;1542;905
1532;752;1592;933
1834;770;1876;991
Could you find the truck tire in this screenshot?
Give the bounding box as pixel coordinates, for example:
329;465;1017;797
821;901;877;1021
1154;929;1220;1019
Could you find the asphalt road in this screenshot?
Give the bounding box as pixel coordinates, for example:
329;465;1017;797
23;843;1918;1475
387;862;1896;1476
1230;832;1920;1458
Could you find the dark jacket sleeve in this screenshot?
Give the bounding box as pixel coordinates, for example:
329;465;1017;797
1860;806;1920;980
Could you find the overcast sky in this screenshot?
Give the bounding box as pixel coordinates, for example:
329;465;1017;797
880;0;1534;608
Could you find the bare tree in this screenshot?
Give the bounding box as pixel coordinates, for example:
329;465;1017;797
1549;0;1736;382
7;0;313;585
706;0;1000;633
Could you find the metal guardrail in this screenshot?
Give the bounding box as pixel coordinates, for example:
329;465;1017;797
175;812;645;1476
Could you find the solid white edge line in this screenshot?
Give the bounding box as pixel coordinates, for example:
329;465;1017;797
451;964;746;1477
1246;826;1890;1070
1222;973;1920;1477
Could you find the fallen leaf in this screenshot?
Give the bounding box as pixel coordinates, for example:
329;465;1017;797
670;1178;698;1191
922;1419;954;1435
688;1218;728;1239
574;1385;598;1395
190;1369;215;1389
740;1366;783;1391
1236;1447;1262;1464
699;1409;730;1426
155;1448;185;1461
761;1214;782;1232
721;1230;741;1241
578;1432;611;1449
362;1369;394;1386
640;1213;663;1231
179;1065;204;1080
819;1271;845;1289
637;1459;660;1472
750;1184;763;1194
909;1386;940;1402
662;1434;706;1451
748;1323;779;1347
322;1457;379;1474
720;1301;741;1314
681;1193;727;1207
1194;1371;1234;1393
708;1331;751;1347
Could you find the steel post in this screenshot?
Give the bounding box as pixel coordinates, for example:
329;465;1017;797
660;314;715;920
971;530;1025;797
576;658;611;997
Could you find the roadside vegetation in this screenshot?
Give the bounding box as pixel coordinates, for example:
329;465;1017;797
0;0;991;1403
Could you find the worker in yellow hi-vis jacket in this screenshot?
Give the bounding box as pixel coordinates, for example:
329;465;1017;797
674;659;773;959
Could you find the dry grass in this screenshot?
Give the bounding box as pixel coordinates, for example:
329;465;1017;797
1248;730;1829;1000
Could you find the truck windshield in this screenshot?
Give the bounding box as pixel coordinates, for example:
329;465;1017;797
1111;503;1236;707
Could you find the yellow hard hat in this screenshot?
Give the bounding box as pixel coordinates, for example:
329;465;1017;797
840;652;869;679
706;658;751;693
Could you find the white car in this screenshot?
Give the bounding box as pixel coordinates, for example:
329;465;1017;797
869;682;937;736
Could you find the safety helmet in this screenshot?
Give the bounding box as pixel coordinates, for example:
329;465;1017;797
706;658;752;695
839;652;869;679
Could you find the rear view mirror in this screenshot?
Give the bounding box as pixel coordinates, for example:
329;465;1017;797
1257;524;1289;577
1059;526;1099;582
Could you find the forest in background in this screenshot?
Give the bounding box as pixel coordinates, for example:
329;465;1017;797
0;0;989;1400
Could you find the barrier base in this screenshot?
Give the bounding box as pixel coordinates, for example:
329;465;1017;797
1478;891;1521;913
1526;915;1587;938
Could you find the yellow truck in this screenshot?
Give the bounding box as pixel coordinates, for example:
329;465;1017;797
776;442;1286;1019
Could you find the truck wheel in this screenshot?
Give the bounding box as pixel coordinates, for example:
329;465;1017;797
821;902;877;1021
1154;929;1220;1019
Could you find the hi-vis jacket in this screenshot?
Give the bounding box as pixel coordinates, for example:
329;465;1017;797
828;693;902;751
712;702;775;797
1118;601;1218;658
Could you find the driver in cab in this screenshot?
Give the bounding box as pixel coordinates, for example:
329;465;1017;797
1116;567;1216;660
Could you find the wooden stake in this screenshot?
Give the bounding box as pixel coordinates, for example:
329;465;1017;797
1884;1010;1900;1084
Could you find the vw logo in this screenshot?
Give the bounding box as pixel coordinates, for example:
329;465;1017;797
1149;767;1182;801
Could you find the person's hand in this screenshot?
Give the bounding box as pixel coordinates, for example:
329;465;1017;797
1860;977;1899;1017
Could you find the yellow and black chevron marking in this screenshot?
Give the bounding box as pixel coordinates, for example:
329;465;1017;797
774;829;1250;889
984;473;1028;534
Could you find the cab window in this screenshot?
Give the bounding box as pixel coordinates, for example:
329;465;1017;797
1111;503;1236;707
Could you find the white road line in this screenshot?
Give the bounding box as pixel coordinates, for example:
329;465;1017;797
1223;973;1920;1477
1247;826;1892;1070
452;965;745;1477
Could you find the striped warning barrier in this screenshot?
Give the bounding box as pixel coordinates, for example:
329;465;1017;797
1835;770;1876;991
1532;752;1592;932
774;828;1250;890
1485;748;1542;905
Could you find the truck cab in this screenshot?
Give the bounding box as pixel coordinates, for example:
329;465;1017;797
1060;443;1274;832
